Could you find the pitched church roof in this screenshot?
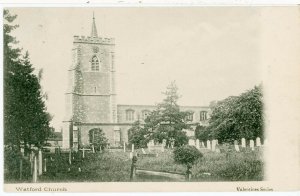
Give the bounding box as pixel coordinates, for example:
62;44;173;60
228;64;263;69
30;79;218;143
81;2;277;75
91;12;98;37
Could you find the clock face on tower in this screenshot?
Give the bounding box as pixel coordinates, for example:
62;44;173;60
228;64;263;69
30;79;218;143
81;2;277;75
93;46;99;53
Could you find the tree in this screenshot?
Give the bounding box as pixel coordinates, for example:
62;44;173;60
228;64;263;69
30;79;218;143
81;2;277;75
195;125;211;141
144;81;190;147
128;120;148;148
89;129;108;151
207;85;264;143
173;145;203;179
4;10;51;152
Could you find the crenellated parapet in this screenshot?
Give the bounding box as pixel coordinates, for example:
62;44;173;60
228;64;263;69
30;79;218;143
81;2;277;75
73;35;115;45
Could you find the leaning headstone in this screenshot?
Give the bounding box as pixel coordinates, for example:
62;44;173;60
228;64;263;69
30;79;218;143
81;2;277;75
250;140;255;151
241;138;246;148
256;137;261;147
196;139;200;149
207;140;211;150
141;148;146;154
211;140;216;151
234;140;240;152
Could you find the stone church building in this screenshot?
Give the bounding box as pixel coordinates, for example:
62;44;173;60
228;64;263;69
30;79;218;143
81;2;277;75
62;16;211;149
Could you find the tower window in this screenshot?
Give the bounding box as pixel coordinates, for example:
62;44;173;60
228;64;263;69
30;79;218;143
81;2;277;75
91;56;99;71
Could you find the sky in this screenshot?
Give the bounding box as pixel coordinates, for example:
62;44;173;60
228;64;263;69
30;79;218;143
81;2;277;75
8;7;262;130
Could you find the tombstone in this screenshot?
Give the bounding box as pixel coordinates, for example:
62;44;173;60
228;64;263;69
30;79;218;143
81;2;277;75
234;140;240;152
161;143;164;152
43;158;47;173
211;140;216;151
250;140;255;151
32;155;37;183
129;152;133;159
69;150;72;165
201;142;205;148
141;148;146;154
21;147;25;156
207;140;211;150
215;144;221;153
162;139;167;147
188;139;195;146
196;139;200;149
241;138;246;148
38;149;43;175
170;140;175;149
92;145;95;153
256;137;261;147
131;144;135;152
123;142;126;152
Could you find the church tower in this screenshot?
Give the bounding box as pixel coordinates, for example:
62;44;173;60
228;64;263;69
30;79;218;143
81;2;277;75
62;14;117;149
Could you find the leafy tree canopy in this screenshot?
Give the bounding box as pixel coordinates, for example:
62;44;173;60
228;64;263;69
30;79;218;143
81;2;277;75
207;85;263;143
143;81;190;147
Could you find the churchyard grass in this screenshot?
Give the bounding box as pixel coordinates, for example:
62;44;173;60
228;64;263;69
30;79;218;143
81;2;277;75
35;146;263;182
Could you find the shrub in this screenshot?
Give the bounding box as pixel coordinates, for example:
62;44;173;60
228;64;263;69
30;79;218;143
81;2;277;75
173;145;203;165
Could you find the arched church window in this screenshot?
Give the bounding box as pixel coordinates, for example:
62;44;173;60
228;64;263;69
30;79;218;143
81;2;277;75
91;56;99;71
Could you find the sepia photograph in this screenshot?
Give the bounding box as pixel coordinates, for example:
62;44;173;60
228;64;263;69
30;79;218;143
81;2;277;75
2;6;299;192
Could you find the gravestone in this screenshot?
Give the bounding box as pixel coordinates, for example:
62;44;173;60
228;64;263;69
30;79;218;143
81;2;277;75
123;141;126;152
250;140;255;151
201;142;205;148
92;145;95;153
234;140;240;152
196;139;200;149
215;144;221;153
147;140;154;151
43;158;47;173
241;138;246;148
129;152;133;159
33;155;37;183
256;137;261;147
211;140;216;151
207;140;211;150
141;148;146;154
188;139;195;146
131;144;134;152
38;149;43;175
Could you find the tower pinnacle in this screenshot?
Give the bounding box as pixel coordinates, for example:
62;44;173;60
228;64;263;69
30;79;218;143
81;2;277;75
91;12;98;37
